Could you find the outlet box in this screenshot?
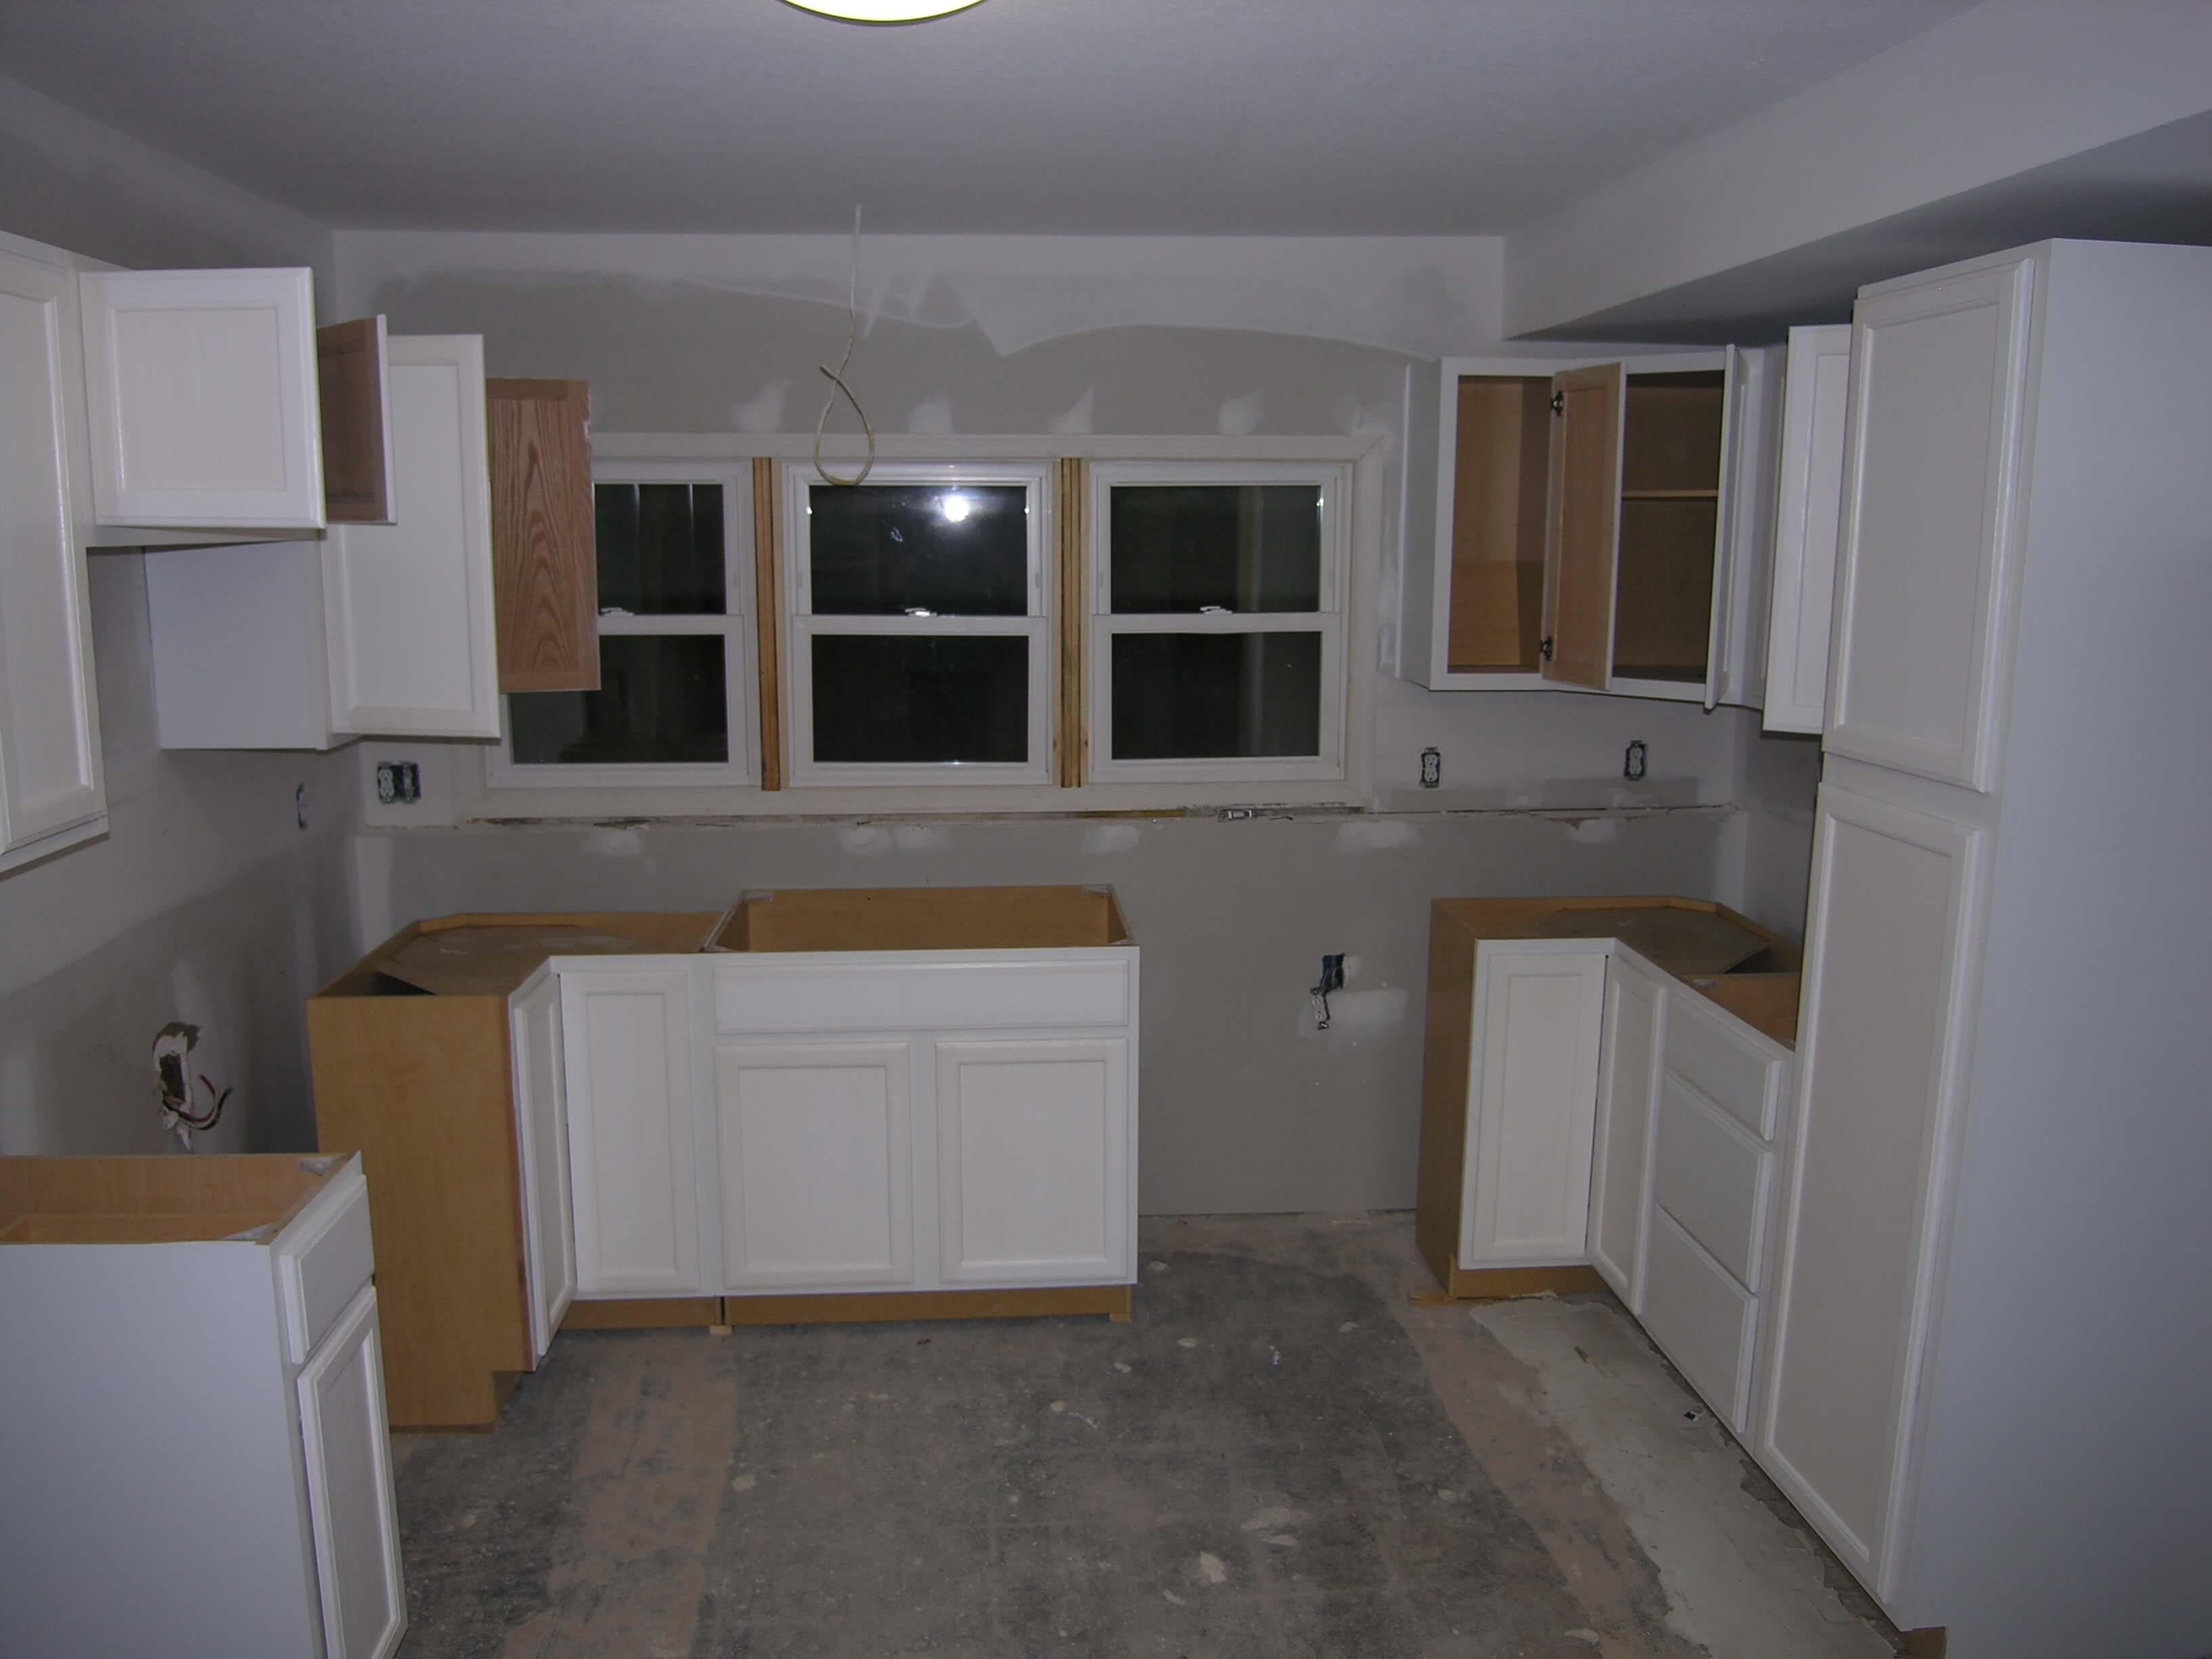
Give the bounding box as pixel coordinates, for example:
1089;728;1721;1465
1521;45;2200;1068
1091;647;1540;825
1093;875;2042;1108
376;760;422;805
1319;953;1345;992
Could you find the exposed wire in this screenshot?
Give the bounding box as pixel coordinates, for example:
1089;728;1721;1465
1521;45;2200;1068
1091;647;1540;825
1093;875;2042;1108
813;205;878;487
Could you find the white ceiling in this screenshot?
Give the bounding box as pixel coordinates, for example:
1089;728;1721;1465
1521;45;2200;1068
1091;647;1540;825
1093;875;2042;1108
0;0;1975;235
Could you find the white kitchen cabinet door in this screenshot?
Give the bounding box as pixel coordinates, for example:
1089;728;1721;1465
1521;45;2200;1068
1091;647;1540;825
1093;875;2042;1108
716;1040;914;1290
1460;944;1608;1269
562;967;705;1296
1763;325;1852;733
323;335;499;739
935;1038;1130;1286
0;240;106;873
1827;258;2032;790
295;1287;406;1659
1759;783;1983;1599
1588;949;1666;1308
78;267;327;529
509;968;575;1359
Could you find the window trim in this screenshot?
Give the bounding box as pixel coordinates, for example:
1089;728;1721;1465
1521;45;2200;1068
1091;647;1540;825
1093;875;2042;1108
779;458;1056;790
1084;459;1351;786
486;458;758;791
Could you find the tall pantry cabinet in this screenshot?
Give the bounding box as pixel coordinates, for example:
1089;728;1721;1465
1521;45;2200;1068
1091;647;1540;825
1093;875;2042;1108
1763;241;2212;1659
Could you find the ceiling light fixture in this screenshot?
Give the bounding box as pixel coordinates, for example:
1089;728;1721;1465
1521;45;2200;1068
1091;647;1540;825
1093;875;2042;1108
780;0;985;21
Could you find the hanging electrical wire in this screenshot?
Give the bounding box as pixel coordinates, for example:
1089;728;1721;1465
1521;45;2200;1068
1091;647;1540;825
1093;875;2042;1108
813;204;878;487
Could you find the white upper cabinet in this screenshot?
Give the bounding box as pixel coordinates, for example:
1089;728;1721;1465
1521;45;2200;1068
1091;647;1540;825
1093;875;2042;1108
79;267;327;529
1762;325;1853;733
1826;258;2034;790
1404;347;1781;710
0;237;106;874
144;334;501;749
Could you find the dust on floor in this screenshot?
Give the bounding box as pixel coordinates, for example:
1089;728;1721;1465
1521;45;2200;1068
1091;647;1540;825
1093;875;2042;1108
390;1213;1899;1658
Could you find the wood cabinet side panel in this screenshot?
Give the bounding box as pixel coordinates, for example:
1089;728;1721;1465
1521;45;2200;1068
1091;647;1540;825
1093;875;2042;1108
1414;907;1478;1291
316;318;392;525
307;995;529;1429
487;378;598;694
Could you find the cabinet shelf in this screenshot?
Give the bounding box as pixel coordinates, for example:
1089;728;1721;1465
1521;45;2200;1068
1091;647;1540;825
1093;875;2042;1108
1620;488;1720;499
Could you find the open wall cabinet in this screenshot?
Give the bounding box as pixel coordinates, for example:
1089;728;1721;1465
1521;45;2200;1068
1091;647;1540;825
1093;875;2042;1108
1401;347;1784;710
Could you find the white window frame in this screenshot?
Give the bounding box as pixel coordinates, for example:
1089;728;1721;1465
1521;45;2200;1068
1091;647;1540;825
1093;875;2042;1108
487;459;757;790
1086;459;1349;786
780;458;1054;790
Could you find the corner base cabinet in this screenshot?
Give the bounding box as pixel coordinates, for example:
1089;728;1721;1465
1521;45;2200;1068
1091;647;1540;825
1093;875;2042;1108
0;1154;403;1659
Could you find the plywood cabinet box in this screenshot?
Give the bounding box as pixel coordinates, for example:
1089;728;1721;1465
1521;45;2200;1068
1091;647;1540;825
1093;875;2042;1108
1414;896;1799;1439
0;1153;404;1659
1401;348;1785;709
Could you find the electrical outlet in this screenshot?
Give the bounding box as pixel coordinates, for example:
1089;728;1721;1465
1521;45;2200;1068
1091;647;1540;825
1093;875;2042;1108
1419;747;1441;789
1623;739;1648;782
376;760;422;804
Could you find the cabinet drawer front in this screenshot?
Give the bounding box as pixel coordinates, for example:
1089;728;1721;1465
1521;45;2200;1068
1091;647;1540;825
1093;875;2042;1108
276;1161;375;1366
1663;993;1780;1139
1641;1210;1756;1433
1651;1078;1766;1289
715;957;1131;1036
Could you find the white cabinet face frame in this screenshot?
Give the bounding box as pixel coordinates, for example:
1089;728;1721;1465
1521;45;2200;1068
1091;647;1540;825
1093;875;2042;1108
323;335;501;739
935;1036;1131;1285
1826;258;2034;791
1757;783;1986;1601
715;1040;916;1290
78;266;326;529
779;459;1054;789
1458;941;1610;1269
1589;948;1667;1309
294;1286;407;1659
0;241;106;869
1084;460;1350;785
510;968;577;1358
1763;325;1853;733
561;966;708;1296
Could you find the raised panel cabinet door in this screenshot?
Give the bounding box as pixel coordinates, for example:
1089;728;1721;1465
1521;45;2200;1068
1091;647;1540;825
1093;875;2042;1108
1758;783;1984;1601
1589;950;1667;1309
561;968;705;1296
1540;363;1623;691
1827;258;2034;790
935;1038;1130;1286
323;335;501;739
716;1041;914;1290
1459;945;1608;1269
1763;325;1852;733
78;267;327;529
0;244;106;869
295;1286;407;1659
509;970;576;1361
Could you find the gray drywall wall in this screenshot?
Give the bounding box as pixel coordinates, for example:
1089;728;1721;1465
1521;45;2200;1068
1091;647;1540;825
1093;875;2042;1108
0;91;353;1154
359;807;1734;1214
1729;722;1822;941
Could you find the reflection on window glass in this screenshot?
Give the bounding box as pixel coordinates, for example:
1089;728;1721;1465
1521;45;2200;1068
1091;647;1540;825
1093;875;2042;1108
1110;632;1322;759
1109;485;1322;613
809;485;1028;616
594;483;725;615
811;634;1028;764
510;636;728;764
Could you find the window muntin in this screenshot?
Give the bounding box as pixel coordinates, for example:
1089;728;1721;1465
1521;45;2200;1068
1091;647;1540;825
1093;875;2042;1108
493;462;753;788
784;462;1051;787
1088;463;1347;785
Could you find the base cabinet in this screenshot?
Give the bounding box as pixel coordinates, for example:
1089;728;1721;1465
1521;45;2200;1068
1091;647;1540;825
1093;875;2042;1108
1587;947;1668;1308
295;1287;407;1659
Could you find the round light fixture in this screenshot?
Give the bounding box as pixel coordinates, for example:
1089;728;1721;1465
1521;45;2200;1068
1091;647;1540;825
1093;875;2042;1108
780;0;985;20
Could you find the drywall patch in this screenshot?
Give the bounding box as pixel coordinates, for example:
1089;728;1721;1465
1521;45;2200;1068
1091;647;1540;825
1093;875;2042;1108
1318;987;1411;1033
1050;387;1097;434
581;827;644;859
838;825;894;857
891;825;946;853
1563;818;1623;845
1335;819;1420;854
730;382;788;432
1081;823;1142;856
906;395;955;434
1216;390;1265;436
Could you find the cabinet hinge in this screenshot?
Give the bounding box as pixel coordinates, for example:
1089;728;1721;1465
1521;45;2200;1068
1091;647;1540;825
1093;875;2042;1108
1539;635;1555;661
1550;392;1565;415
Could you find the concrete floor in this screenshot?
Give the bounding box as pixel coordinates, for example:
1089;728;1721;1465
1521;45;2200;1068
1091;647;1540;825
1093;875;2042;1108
391;1214;1903;1658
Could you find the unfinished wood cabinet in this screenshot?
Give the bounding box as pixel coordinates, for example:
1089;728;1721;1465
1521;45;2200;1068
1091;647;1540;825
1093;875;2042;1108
487;377;599;693
315;316;394;526
1403;348;1782;710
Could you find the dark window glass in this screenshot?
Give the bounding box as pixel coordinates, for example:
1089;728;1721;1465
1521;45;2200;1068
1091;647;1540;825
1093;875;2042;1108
1109;485;1322;613
808;485;1028;616
510;636;727;764
811;634;1028;765
1110;632;1322;760
594;483;725;615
